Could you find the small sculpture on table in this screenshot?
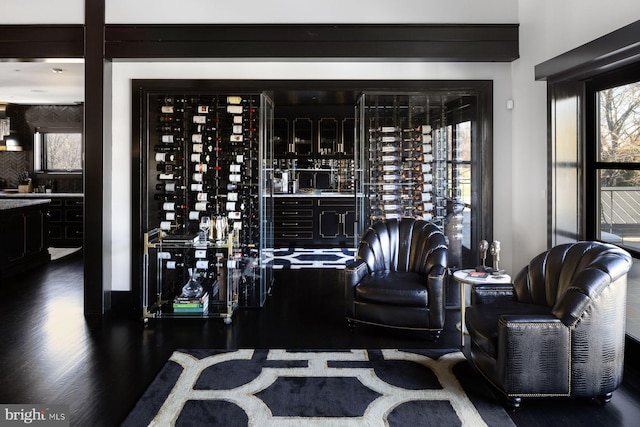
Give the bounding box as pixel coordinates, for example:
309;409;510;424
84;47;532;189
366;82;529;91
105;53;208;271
476;239;491;272
490;240;505;276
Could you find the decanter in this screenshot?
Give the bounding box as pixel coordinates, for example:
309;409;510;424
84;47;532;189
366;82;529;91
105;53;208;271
181;268;203;298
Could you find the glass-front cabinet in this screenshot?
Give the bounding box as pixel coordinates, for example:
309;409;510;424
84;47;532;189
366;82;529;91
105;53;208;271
141;92;273;322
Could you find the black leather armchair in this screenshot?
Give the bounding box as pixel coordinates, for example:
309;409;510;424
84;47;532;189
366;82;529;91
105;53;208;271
344;218;448;340
465;242;632;408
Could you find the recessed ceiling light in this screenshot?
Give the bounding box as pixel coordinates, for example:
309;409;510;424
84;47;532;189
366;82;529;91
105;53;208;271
51;68;64;74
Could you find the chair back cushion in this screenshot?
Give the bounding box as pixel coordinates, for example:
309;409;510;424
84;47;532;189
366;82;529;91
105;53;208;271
512;242;631;324
357;218;447;275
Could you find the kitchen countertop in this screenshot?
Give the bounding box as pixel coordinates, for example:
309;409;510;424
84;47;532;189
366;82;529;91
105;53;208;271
0;199;51;210
0;191;83;198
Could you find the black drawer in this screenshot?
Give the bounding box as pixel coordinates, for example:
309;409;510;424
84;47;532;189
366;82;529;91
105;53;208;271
65;209;83;222
274;208;313;218
274;219;313;229
274;199;313;207
48;209;62;223
65;225;83;240
48;225;63;240
64;199;84;207
317;198;355;207
274;231;313;240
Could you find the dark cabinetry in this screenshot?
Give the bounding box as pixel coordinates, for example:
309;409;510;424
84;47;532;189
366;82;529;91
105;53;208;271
48;197;84;247
274;196;355;247
274;198;314;245
317;198;355;246
273;106;355;158
0;201;50;280
47;197;84;248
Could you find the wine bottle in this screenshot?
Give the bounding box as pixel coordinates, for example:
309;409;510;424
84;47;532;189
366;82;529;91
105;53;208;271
154;145;179;153
155;153;176;162
156;121;183;130
160;135;184;143
161;211;184;221
157;173;182;181
227;105;243;114
153;193;180;201
194;201;212;211
156;182;185;192
166;260;185;270
403;125;432;134
159;116;182;123
193;163;207;173
156;164;184;173
380;145;398;153
375;126;401;133
160;202;187;211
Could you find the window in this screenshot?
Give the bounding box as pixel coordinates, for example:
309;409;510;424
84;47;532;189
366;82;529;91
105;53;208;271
594;81;640;251
587;66;640;343
34;131;82;173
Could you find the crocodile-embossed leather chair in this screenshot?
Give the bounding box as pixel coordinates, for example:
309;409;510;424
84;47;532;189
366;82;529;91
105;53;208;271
344;218;448;340
465;242;632;408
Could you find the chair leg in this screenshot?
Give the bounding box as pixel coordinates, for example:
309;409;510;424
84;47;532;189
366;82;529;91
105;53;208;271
504;396;521;410
597;392;613;405
428;330;441;341
346;319;356;330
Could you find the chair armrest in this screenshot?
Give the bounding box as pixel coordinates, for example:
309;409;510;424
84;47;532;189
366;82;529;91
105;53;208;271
497;314;570;395
426;264;447;329
429;264;446;280
470;283;516;305
345;259;368;319
345;259;368;288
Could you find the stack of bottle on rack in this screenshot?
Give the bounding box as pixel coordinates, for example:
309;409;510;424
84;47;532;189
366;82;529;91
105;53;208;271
153;94;260;246
368;124;447;227
151;94;262;309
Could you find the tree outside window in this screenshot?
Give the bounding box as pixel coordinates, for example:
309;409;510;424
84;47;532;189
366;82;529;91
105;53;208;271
597;82;640;249
38;132;82;172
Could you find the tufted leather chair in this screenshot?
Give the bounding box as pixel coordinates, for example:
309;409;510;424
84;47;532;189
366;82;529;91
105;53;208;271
465;242;632;408
344;218;448;340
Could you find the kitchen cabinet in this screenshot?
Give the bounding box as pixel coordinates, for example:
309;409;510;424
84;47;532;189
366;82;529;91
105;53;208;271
0;193;83;248
0;199;50;280
317;197;355;246
273;194;355;247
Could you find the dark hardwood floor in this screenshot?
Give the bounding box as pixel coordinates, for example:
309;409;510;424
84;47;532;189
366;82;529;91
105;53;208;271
1;252;640;426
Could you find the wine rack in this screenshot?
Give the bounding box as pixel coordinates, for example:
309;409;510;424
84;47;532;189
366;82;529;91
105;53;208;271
142;92;273;321
356;93;452;231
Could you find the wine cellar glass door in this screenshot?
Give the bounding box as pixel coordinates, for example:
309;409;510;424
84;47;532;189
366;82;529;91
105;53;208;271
259;93;274;306
354;92;468;270
142;92;273;322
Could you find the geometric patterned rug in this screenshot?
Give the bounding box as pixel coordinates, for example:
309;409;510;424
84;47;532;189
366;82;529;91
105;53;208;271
121;349;516;427
263;248;356;270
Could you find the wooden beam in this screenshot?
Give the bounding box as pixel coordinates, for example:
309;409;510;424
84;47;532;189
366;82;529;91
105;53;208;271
84;0;107;316
0;25;83;58
106;24;519;62
535;20;640;82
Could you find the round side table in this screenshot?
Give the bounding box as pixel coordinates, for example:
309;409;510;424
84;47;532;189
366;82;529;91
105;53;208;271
452;269;511;348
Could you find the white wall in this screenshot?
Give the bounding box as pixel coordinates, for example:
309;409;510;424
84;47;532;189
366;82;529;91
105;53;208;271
109;61;513;291
510;0;640;270
105;0;517;24
1;0;83;24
